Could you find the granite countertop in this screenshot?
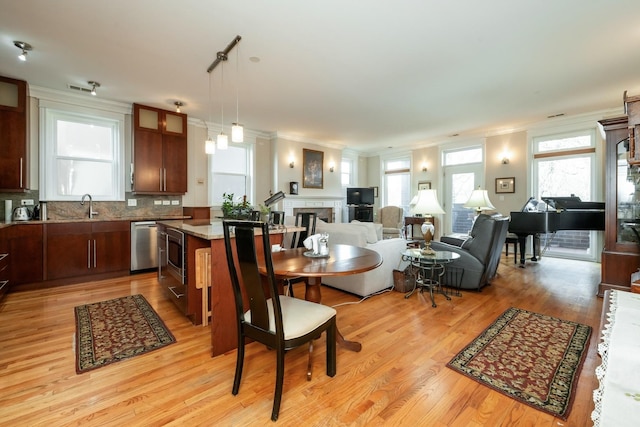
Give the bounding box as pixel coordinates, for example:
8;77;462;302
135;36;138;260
158;219;303;240
0;215;190;229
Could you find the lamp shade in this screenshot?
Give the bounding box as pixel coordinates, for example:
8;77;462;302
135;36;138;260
463;187;495;213
412;189;445;216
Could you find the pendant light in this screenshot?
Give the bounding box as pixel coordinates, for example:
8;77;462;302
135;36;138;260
206;36;242;149
216;52;228;150
205;71;215;154
231;44;244;143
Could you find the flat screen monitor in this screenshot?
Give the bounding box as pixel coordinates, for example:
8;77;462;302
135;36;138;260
346;187;374;205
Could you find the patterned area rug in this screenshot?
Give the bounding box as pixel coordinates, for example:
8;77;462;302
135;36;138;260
447;307;591;420
75;294;176;374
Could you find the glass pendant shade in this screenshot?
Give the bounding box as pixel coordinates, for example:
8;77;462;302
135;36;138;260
217;132;228;150
205;137;215;154
232;123;244;142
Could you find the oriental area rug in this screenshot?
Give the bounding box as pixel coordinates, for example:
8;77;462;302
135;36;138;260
74;294;176;374
447;307;591;420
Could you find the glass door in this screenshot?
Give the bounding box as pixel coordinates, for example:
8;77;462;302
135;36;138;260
443;163;483;235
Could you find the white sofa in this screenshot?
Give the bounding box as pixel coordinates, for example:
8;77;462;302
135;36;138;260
284;218;409;297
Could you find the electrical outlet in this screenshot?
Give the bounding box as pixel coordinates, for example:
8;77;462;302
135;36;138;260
162;200;170;205
21;199;34;206
154;200;162;205
171;200;180;205
127;199;137;207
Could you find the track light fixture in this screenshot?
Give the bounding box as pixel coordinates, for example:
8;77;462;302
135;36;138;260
207;35;243;149
14;41;32;61
174;101;183;113
88;81;100;96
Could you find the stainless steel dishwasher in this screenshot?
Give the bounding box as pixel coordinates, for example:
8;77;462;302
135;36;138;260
131;221;158;272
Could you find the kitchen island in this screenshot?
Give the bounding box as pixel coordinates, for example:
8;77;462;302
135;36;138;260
157;219;302;356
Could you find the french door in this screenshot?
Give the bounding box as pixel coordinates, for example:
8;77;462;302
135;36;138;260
442;163;484;236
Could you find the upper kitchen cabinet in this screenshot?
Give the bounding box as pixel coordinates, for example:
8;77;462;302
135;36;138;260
0;76;28;192
132;103;187;194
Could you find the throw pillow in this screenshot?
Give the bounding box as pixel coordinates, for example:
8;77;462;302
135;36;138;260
350;220;379;243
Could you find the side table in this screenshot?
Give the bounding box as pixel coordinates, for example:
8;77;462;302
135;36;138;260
401;249;460;307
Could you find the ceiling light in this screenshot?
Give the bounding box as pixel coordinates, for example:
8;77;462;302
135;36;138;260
232;43;243;143
217;51;228;150
14;41;32;61
174;101;183;113
207;36;243;149
88;81;100;96
205;137;216;154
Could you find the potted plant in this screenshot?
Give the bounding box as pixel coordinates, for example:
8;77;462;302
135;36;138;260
221;193;253;219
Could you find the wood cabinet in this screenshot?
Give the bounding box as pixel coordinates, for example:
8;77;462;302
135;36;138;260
132;103;187;194
0;228;9;301
8;224;43;285
46;221;130;281
0;224;44;296
0;76;28;191
599;116;640;296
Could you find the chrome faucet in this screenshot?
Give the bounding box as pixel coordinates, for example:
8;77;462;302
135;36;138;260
80;194;98;219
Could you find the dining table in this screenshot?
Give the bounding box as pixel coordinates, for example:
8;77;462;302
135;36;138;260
266;244;382;352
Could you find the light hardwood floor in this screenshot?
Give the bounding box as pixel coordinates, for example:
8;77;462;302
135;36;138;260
0;253;603;426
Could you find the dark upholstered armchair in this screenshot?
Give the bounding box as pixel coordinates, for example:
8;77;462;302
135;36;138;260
430;214;509;291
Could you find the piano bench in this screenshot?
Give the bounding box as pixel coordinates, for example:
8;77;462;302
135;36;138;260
504;234;519;264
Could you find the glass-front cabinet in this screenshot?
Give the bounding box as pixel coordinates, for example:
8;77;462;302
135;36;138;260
599;116;640;295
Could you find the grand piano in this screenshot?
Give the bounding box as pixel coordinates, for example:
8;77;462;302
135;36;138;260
508;196;605;266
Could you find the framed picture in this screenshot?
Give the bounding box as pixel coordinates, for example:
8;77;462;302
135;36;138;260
418;181;431;191
495;177;515;193
302;149;324;189
289;181;299;195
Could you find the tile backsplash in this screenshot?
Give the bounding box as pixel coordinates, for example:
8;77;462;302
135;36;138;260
1;191;184;220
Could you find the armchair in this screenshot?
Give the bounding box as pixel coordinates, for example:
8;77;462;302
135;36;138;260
430;214;509;291
378;206;404;239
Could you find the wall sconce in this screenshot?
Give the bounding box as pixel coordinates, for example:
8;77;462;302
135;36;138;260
329;162;335;172
500;150;511;164
289;155;295;168
502;157;510;164
421;163;428;172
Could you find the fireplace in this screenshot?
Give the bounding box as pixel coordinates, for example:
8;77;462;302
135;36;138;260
293;207;334;223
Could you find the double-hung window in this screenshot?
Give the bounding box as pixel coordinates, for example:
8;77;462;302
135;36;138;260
40;101;125;201
209;143;254;205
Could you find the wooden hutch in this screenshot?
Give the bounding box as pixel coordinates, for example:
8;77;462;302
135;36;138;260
599;92;640;296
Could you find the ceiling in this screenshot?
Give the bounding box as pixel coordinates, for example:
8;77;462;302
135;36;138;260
1;1;640;153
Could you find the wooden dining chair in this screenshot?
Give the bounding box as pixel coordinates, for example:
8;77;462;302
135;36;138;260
269;210;285;226
221;220;337;422
286;212;317;297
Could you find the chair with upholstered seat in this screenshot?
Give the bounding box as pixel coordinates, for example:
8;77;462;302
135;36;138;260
378;205;404;239
222;220;337;421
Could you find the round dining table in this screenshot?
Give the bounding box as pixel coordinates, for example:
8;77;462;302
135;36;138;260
267;244;382;352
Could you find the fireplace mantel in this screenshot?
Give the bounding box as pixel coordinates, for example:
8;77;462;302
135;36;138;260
283;196;344;223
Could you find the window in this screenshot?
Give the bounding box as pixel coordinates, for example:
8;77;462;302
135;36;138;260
383;156;411;213
40;101;125;201
209;144;254;205
532;130;598;261
341;158;353;187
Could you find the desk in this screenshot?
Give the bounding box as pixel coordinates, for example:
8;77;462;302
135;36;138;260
268;244;382;352
401;249;460;307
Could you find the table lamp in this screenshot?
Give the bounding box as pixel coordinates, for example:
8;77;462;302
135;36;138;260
412;189;445;255
463;186;495;215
